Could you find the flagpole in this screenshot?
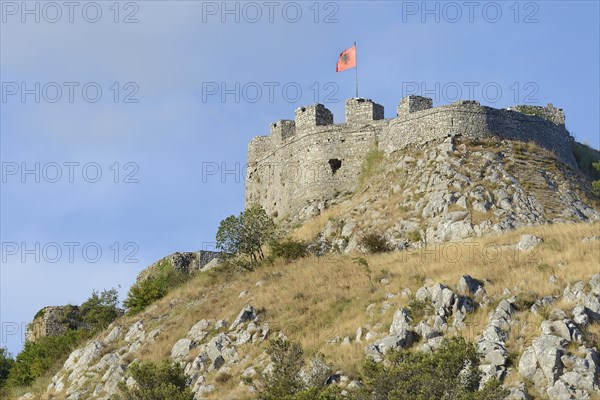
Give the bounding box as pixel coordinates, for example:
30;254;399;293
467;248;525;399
354;42;359;98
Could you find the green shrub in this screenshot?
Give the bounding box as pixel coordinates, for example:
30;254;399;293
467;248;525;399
115;361;193;400
5;329;90;388
406;297;433;321
594;161;600;193
0;348;14;390
359;232;389;253
513;291;538;311
572;142;600;181
512;105;550;121
123;262;189;315
33;308;46;320
270;238;307;262
258;338;343;400
123;276;169;315
79;288;121;331
356;337;508;400
407;230;422;242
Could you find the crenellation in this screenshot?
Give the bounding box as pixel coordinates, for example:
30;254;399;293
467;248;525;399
397;95;433;116
345;98;385;125
247;96;577;219
295;104;334;128
270;119;296;140
451;99;480;106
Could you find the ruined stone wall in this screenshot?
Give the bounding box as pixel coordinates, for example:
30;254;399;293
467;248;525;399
380;100;575;168
135;250;223;283
246;96;575;219
509;104;565;127
26;305;84;343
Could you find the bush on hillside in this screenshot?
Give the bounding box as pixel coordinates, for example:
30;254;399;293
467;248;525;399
572;141;600;182
593;161;600;193
79;288;122;331
5;329;90;388
123;261;189;315
259;338;304;399
359;232;390;253
115;361;193;400
0;347;14;390
270;238;308;262
259;338;343;400
355;337;508;400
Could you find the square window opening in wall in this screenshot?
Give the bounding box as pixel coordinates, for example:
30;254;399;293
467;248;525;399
328;159;342;175
301;107;306;112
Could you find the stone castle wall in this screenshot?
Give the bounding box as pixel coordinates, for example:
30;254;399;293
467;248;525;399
245;96;575;219
25;305;85;343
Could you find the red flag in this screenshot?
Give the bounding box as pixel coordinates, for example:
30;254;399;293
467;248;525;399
336;44;356;72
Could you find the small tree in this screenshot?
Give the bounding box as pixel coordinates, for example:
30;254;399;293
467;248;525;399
116;361;193;400
216;205;276;262
259;338;305;400
79;288;121;331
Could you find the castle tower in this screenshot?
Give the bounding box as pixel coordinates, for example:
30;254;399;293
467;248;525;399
294;104;333;129
345;98;384;125
270;120;296;141
397;95;433;117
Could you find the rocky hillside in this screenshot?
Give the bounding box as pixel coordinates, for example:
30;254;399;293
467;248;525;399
9;137;600;400
290;136;598;252
11;220;600;400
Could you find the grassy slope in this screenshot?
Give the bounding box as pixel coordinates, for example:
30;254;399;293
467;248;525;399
10;224;600;399
35;221;596;400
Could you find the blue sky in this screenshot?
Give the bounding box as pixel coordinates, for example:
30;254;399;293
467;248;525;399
1;1;599;355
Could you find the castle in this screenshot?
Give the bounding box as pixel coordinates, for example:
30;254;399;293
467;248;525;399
245;96;574;219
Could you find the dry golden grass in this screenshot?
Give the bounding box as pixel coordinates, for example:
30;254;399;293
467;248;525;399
506;311;544;356
291;207;344;242
461;306;491;343
12;220;600;399
128;220;599;396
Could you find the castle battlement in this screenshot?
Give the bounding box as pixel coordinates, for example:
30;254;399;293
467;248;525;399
246;96;574;219
295;103;334;128
397;95;433;116
346;98;385;125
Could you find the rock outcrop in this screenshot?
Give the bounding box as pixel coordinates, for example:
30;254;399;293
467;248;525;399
305;137;598;255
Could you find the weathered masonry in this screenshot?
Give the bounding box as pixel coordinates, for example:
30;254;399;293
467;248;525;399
246;96;574;219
